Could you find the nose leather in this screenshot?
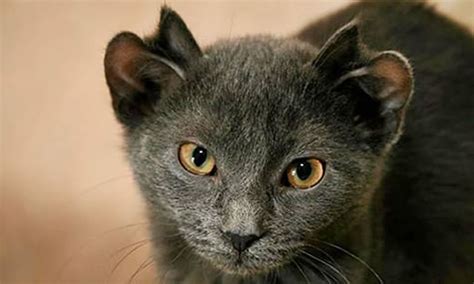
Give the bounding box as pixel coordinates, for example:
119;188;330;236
225;231;261;252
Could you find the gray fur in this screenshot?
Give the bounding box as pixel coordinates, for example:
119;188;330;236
104;3;474;283
124;34;384;282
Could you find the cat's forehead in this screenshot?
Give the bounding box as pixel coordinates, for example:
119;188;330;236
168;39;336;160
201;36;317;80
189;37;320;109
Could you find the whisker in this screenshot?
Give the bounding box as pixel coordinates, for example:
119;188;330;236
318;240;384;284
128;256;154;283
55;221;148;282
275;264;282;284
111;241;150;274
300;250;350;284
300;255;333;284
103;222;149;236
110;239;150;258
293;259;310;284
79;174;133;196
304;243;346;272
157;245;190;283
171;245;189;264
200;263;210;283
158;266;170;284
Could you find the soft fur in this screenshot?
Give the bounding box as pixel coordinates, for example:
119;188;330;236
104;1;474;283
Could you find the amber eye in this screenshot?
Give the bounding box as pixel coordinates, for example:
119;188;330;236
285;158;324;190
179;143;216;175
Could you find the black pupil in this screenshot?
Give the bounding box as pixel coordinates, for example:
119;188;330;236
192;147;208;167
296;161;312;180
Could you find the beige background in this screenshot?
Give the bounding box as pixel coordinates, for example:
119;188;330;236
1;0;473;283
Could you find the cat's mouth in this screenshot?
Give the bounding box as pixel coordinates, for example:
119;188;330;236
215;252;273;276
181;227;302;276
201;244;296;276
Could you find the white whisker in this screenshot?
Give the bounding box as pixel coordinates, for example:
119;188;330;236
318;240;384;284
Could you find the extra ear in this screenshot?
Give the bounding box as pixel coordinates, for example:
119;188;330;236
104;7;201;126
313;21;413;149
337;51;413;115
312;21;362;81
147;7;202;65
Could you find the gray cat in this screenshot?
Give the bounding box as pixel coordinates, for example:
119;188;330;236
104;1;474;283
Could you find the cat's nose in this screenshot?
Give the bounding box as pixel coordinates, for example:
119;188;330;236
224;231;262;252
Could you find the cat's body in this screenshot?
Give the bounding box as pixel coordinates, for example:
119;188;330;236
104;1;473;283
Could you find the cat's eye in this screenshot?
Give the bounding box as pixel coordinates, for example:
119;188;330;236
284;158;324;190
179;143;216;176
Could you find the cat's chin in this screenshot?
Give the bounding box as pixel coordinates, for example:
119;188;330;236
201;249;293;277
212;258;277;277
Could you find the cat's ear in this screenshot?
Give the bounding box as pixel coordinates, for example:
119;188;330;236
336;51;413;116
314;21;413;148
104;6;201;126
312;21;362;81
146;6;202;64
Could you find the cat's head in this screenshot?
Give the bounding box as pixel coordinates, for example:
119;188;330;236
104;7;413;276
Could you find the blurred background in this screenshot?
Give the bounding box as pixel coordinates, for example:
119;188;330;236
1;0;473;283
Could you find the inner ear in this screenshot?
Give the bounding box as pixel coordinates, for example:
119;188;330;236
333;50;414;149
104;33;151;96
104;32;182;125
104;6;201;127
337;51;414;114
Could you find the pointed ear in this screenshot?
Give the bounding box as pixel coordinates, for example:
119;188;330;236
313;21;413;149
104;6;201;126
312;21;362;81
147;7;202;64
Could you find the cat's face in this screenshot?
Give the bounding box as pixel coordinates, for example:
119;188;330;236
104;8;412;276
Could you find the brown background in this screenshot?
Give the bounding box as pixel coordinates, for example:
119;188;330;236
1;0;473;283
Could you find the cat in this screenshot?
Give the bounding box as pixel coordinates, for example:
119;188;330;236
104;1;474;283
